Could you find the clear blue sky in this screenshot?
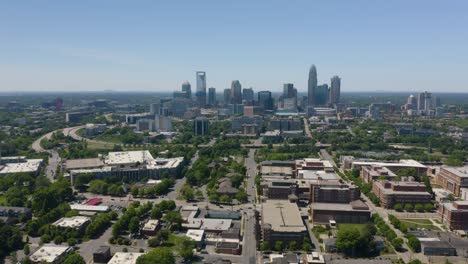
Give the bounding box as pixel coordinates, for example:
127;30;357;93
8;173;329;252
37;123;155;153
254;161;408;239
1;0;467;92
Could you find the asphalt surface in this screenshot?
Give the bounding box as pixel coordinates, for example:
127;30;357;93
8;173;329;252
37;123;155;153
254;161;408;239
31;130;60;182
242;149;258;264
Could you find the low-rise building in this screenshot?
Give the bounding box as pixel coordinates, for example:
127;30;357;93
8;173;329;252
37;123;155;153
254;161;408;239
0;156;43;176
93;246;111;263
52;216;90;233
141;219;160;236
311;200;371;224
107;252;144;264
372;179;432;208
30;244;72;264
421;240;456;256
186;229;205;248
261;200;307;246
438;201;468;230
0;206;32;222
436;166;468;196
360;165;397;183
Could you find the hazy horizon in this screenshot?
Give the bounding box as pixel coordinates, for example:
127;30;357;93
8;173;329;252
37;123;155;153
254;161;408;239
1;1;467;92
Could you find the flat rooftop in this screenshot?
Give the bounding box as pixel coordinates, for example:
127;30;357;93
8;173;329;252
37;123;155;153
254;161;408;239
441;166;468;178
262;200;306;233
106;150;154;165
351;159;426;169
52;216;90;229
30;244;71;263
70;204;110;212
298;170;340;180
0;159;42;174
108;252;144;264
142;220;159;231
312;200;370;212
64;158;104;170
186;229;205;242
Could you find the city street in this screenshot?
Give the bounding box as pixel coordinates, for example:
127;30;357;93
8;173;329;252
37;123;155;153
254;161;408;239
242;149;258;263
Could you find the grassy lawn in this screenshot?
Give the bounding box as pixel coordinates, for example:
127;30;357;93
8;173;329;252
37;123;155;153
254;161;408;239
337;223;369;233
399;218;441;230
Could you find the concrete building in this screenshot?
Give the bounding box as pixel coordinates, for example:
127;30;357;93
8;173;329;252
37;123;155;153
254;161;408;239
268;117;301;131
231;115;263;134
208;87;217;107
310;181;360;204
438;201;468;230
30;244;72;264
108;252;144;264
186;229;205;248
230;80;242;104
52;216;90;233
260;161;295;177
68;151;184;184
65;112;92;123
261;200;307;246
242;87;254;102
0;156;43;176
329;75;341;105
193;116;209;136
342;156;427;176
421;240;456;256
243;106;263;117
196;71;207;107
93;246;111;263
311;200;371;224
141;219;160;236
372;179;432;208
360;165;397;183
436;166;468;196
85;123;107;136
258;91;273;110
181;81;192;98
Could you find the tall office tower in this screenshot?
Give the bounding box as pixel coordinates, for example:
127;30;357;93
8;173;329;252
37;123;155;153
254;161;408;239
329;75;341;105
258;91;273;110
282;83;297;98
208;87;217;107
195;72;207;107
417;91;432;111
223;88;231;105
194;116;209;136
173;91;188;99
230;80;242;104
407;95;417;110
242;87;254;102
150;98;161;115
181;81;192;99
314;84;328;106
281;83;298;111
308;65;318;107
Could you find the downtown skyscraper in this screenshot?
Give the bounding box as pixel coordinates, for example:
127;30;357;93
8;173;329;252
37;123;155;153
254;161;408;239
329;75;341;105
195;71;207;107
230;80;242;104
308;65;318;107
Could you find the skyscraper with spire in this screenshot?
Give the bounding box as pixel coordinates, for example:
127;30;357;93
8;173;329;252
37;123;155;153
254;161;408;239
308;65;317;107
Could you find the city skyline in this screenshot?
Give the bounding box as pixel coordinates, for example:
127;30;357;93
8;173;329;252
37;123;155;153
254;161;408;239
1;1;468;92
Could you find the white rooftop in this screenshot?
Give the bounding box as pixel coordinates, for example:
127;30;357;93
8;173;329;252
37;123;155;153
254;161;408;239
52;216;90;229
30;244;71;263
298;170;340;180
186;229;205;242
142;220;159;231
108;252;144;264
262;200;306;233
70;204;110;212
106;150;154;165
0;159;42;174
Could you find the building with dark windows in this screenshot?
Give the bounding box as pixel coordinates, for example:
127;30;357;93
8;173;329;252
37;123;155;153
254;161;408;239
195;71;207;107
194;116;209;136
230;80;242;104
329;75;341;105
208;87;216;107
223;88;231;105
314;84;328;106
308;65;317;108
242;87;254;102
182;81;192;99
258;91;273;111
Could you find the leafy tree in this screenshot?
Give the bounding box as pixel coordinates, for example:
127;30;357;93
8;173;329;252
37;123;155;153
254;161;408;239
391;238;403;250
164;211;183;229
407;260;422;264
136;248;175;264
235;190;248;203
260;241;270;251
289;240;297;251
23;244;30;255
178;237;195;261
407;234;421;252
393;204;403;212
63;251;86;264
414;204;424;212
404;204;414;211
275;241;284;252
424;203;434;211
129;216;140;235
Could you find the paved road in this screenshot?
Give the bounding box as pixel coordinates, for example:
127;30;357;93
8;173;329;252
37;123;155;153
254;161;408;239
242;149;258;263
303;117;313;138
32;130;60;182
64;125;115;148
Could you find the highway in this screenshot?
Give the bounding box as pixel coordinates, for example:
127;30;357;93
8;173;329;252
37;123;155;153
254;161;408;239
31;130;60;182
242;149;258;264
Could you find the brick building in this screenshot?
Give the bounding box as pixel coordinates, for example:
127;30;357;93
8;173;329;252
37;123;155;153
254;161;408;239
372;179;431;208
438;201;468;230
436;166;468;196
